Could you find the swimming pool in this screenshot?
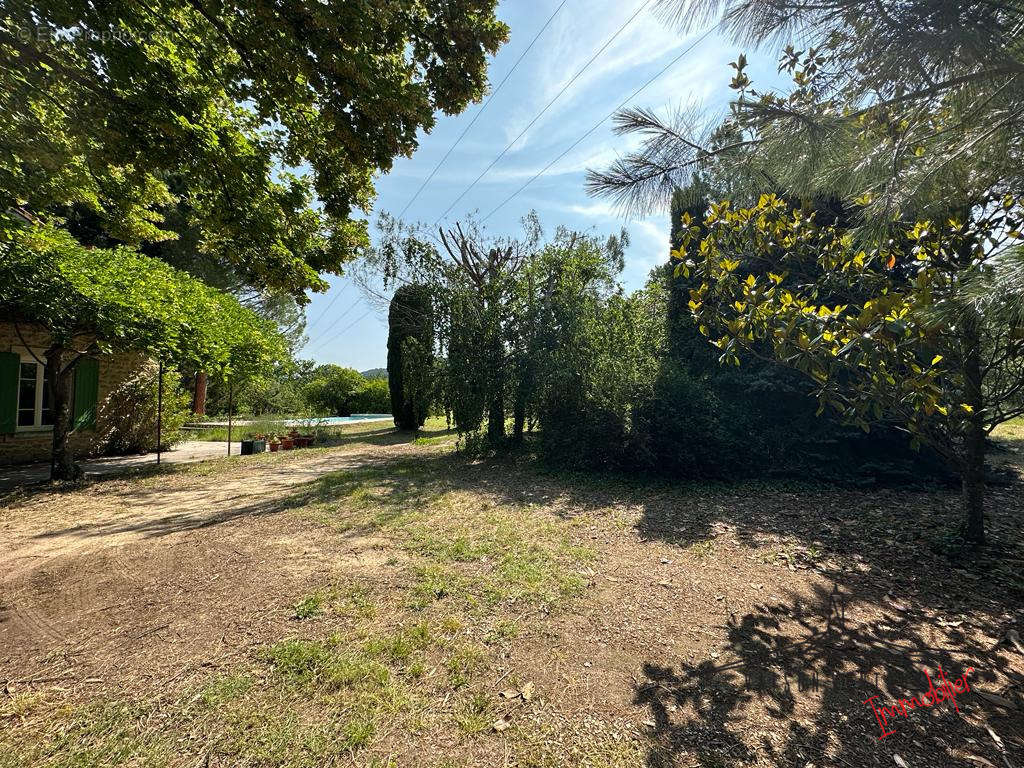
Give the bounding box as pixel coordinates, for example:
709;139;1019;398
185;414;392;428
308;414;392;425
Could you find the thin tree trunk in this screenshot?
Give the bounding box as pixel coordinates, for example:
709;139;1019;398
512;392;525;444
46;346;79;481
485;315;505;444
487;394;505;443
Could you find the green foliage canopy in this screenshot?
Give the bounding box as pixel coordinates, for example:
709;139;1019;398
593;1;1024;226
2;0;509;296
302;365;369;416
677;193;1024;541
0;218;286;377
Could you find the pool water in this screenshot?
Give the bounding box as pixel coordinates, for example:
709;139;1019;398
312;414;392;425
186;414;392;428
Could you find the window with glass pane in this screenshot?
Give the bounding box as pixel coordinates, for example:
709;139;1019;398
41;375;54;426
18;362;37;427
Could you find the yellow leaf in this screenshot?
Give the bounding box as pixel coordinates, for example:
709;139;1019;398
931;355;943;365
960;403;974;413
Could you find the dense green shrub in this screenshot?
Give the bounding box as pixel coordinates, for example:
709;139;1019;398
443;293;486;432
101;363;191;454
348;378;390;414
303;365;369;416
387;284;434;429
527;194;950;484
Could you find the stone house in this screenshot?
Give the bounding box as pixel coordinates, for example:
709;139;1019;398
0;321;149;465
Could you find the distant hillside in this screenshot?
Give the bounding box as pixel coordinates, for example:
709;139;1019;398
361;368;388;380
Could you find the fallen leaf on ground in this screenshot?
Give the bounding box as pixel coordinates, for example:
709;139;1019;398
962;755;997;767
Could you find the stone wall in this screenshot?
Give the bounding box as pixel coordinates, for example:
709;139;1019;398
0;322;148;465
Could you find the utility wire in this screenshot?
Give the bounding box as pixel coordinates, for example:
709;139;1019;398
309;306;377;354
306;281;349;331
396;0;569;221
308;298;364;348
309;292;359;336
481;24;719;223
433;0;655;227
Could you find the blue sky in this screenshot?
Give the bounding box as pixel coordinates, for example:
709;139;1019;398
300;0;785;371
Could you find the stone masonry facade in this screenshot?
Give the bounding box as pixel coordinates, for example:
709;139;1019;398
0;321;148;465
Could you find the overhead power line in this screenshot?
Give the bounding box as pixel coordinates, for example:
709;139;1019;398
306;281;349;331
309;305;376;354
480;24;719;223
308;298;363;346
433;0;655;227
396;0;569;221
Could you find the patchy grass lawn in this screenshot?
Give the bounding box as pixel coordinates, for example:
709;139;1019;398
1;424;1023;767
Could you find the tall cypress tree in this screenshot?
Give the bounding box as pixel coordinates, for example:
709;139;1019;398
387;285;434;429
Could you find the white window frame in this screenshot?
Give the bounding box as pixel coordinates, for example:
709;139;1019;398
15;348;53;432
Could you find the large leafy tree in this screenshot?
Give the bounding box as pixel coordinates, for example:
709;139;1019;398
0;217;285;479
373;215;536;444
678;194;1024;543
2;1;509;296
587;0;1024;545
371;214;633;447
593;0;1024;225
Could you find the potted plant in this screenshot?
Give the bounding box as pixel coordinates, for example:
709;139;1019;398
241;432;267;455
268;435;281;452
281;435;294;450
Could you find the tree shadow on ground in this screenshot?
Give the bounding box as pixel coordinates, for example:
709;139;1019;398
5;437;1022;764
269;447;1024;766
634;582;1024;767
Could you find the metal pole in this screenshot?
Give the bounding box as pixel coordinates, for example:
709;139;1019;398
227;379;233;456
156;360;163;465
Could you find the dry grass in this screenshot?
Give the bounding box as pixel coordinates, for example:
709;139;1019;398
1;423;1023;767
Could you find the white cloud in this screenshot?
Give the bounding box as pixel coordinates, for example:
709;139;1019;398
503;3;730;148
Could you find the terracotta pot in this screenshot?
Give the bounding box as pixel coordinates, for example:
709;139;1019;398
269;441;280;452
281;438;294;450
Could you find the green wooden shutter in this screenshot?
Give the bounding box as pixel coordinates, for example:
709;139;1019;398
0;351;18;435
72;357;100;431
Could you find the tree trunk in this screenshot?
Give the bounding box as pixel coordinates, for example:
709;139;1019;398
46;346;80;481
512;388;525;444
487;394;505;444
192;371;208;415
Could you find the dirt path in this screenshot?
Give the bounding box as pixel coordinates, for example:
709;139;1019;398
0;441;413;687
2;434;1022;767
